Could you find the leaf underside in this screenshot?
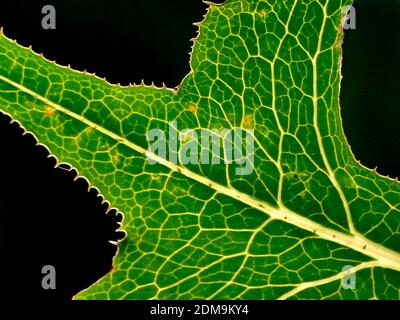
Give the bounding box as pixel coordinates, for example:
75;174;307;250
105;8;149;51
0;0;399;300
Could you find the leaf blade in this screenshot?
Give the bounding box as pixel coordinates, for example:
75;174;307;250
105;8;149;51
0;0;399;299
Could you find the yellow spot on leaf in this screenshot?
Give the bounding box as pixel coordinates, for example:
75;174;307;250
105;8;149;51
242;115;253;129
112;153;120;165
151;174;164;182
111;148;120;165
188;104;197;114
182;134;191;143
258;9;268;17
44;106;55;118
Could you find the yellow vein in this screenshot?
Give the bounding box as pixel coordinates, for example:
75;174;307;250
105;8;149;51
1;74;400;272
312;2;356;233
277;261;381;300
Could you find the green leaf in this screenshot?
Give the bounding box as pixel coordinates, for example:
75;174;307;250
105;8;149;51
1;0;399;300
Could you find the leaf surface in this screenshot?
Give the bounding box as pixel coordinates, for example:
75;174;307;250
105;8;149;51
0;0;399;299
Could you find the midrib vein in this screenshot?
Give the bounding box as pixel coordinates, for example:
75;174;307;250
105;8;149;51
1;74;400;272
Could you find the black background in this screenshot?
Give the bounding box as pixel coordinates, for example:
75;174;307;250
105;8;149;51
0;0;398;304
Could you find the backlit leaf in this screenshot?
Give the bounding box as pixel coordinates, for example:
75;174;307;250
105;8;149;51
0;0;399;299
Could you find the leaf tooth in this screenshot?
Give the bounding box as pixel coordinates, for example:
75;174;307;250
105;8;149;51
0;110;127;245
203;0;226;6
202;0;213;5
0;29;176;91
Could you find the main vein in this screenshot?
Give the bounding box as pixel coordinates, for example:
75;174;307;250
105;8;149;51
1;74;400;272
